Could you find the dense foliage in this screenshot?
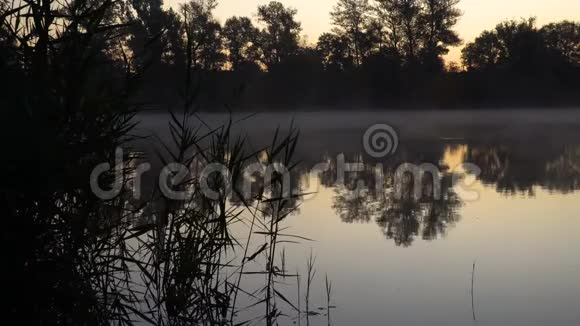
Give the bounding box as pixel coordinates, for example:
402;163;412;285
119;0;580;108
4;0;579;109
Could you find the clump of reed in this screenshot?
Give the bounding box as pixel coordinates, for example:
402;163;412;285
2;1;333;325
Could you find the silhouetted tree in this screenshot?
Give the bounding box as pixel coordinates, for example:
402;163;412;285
163;8;186;66
330;0;375;66
496;18;547;70
375;0;461;70
394;0;422;62
317;32;355;70
459;18;580;106
541;21;580;66
180;0;225;70
418;0;462;71
375;0;405;53
461;30;502;70
462;18;552;72
223;16;260;70
256;1;302;70
129;0;166;68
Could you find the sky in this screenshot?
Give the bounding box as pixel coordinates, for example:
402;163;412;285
166;0;580;63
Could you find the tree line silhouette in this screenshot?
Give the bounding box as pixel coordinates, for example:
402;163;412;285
2;0;580;109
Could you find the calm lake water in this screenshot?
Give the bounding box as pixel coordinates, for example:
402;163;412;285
135;110;580;326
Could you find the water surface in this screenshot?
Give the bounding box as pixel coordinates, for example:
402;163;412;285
135;109;580;326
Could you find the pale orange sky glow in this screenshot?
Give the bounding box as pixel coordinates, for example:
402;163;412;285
166;0;580;63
